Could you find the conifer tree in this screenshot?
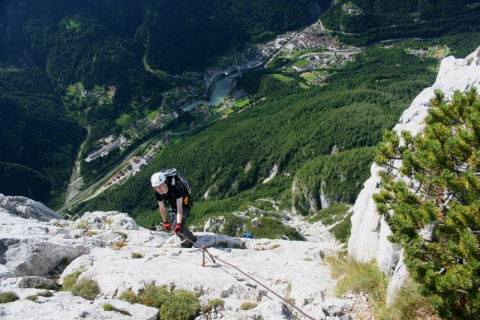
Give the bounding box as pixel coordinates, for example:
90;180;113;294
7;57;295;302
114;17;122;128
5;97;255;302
374;88;480;319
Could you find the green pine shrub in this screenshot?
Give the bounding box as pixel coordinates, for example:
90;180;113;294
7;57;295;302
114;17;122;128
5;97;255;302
374;88;480;318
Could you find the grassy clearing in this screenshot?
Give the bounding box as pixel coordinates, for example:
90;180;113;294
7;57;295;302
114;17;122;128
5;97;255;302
235;99;250;108
308;203;350;224
271;74;294;83
300;72;316;81
307;204;352;243
294;59;309;67
147;109;159;120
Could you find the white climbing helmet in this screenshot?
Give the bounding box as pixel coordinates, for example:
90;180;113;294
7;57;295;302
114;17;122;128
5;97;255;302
151;172;166;187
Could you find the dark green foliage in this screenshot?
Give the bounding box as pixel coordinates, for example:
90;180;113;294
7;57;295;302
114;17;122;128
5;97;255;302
252;216;305;240
437;33;480;58
322;0;480;46
330;211;352;244
295;148;375;215
0;68;86;206
374;89;480;319
142;0;328;72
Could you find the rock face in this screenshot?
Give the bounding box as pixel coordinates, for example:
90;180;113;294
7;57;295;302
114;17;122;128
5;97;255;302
0;194;60;222
347;47;480;301
0;195;351;320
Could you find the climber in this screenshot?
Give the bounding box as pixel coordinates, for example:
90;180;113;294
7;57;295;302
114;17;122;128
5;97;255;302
151;170;196;248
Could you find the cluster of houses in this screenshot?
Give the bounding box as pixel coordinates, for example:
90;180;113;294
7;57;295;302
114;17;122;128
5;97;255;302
85;19;365;189
258;21;351;59
74;83;110;105
342;3;362;15
285;31;347;52
105;154;155;186
406;48;432;57
84;136;127;163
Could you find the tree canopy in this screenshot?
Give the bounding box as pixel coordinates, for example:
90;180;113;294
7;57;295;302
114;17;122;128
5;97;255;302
374;89;480;318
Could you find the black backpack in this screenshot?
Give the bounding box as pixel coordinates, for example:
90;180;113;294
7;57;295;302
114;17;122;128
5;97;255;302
161;168;193;207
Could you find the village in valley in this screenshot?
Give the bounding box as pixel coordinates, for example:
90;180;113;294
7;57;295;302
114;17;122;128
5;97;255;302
73;18;447;197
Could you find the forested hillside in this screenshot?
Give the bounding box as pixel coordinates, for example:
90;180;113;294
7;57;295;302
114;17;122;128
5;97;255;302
140;0;330;73
77;44;438;226
1;0;480;220
0;0;326;207
0;68;86;207
322;0;480;46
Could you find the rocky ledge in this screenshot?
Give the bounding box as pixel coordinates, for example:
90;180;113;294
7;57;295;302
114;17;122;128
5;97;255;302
0;194;357;320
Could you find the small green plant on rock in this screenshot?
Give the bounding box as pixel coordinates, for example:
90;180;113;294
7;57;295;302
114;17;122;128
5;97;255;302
240;301;257;310
26;291;53;302
103;303;131;315
131;252;144;259
0;292;19;304
203;298;225;314
62;269;84;291
118;289;139;304
77;221;88;230
159;290;200;320
71;278;100;300
114;231;128;239
119;284;200;319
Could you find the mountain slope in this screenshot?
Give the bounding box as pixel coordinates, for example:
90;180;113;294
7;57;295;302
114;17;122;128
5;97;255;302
0;0;328;207
322;0;480;46
0;68;86;207
78;45;438;224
